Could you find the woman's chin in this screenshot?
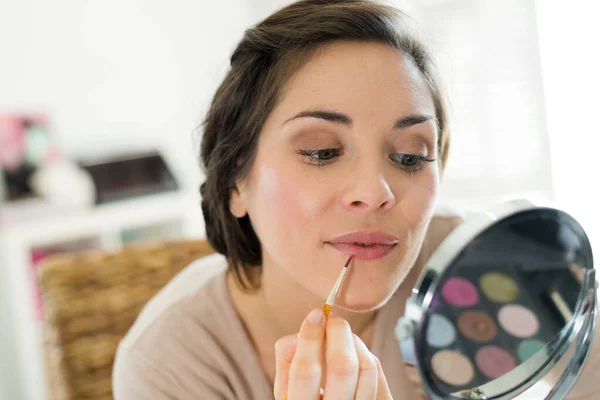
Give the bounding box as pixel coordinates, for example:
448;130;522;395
335;302;381;313
334;288;395;313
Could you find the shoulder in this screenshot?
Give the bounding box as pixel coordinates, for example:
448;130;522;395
429;203;468;228
420;204;468;257
113;253;233;398
118;252;228;347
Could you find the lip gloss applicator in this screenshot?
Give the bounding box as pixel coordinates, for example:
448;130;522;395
283;254;354;400
323;254;354;317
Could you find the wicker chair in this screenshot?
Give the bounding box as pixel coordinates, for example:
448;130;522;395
37;240;216;400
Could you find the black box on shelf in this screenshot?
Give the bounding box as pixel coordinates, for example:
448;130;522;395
79;150;179;204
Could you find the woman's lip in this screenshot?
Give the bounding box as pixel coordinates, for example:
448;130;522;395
328;242;396;260
329;231;399;246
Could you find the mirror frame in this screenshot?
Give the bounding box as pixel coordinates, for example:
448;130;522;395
398;199;596;400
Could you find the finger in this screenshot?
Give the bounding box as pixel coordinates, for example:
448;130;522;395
323;317;359;400
288;309;326;399
273;334;298;400
374;354;393;400
352;334;378;399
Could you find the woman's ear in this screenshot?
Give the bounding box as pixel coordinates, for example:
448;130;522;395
229;186;248;218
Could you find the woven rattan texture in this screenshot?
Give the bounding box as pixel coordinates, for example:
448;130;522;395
37;240;216;399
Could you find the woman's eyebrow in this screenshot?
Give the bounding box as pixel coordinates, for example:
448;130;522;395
282;110;352;126
393;114;435;129
281;109;436;130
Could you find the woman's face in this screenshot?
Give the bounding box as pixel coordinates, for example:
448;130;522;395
231;41;440;311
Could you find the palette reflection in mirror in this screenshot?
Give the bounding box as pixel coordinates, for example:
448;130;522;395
422;264;582;392
396;199;596;400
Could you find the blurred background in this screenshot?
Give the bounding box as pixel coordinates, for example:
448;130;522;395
0;0;598;399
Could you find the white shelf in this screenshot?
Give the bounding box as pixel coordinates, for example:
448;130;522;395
2;191;202;246
0;191;205;400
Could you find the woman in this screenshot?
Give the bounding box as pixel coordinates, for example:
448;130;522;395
113;0;599;399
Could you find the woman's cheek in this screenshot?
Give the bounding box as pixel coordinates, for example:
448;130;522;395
251;162;320;244
409;170;439;214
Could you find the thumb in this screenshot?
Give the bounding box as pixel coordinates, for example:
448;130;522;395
273;334;298;400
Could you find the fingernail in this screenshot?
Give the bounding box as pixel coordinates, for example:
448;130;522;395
307;309;325;325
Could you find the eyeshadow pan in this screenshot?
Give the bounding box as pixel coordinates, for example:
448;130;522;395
441;277;480;307
431;350;474;386
517;339;547;362
498;304;539;338
475;345;517;379
400;338;416;364
430;293;440;308
480;272;519;303
426;313;457;347
457;310;497;342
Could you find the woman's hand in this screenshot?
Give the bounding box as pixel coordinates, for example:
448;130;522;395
274;308;393;400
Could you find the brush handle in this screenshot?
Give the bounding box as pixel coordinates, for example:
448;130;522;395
283;256;353;400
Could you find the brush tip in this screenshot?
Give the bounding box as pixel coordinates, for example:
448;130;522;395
344;254;354;268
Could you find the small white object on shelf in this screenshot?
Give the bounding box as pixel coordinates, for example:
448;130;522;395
29;158;96;209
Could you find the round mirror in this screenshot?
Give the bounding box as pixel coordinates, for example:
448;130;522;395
396;199;596;400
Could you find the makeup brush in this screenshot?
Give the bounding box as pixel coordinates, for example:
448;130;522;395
323;254;354;317
547;284;574;323
283;255;354;400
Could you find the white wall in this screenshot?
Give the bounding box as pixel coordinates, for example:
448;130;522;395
534;0;600;256
0;0;252;193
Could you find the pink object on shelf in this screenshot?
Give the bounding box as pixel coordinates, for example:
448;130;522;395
0;115;26;171
28;238;103;320
30;248;54;320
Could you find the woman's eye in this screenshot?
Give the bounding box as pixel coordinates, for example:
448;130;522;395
312;149;338;160
396;154;420;167
390;153;435;172
297;148;343;165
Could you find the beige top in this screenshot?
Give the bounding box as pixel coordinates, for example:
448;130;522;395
113;213;600;399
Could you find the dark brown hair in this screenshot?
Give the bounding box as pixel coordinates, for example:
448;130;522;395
199;0;451;290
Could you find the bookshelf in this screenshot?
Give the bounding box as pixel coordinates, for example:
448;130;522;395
0;191;205;400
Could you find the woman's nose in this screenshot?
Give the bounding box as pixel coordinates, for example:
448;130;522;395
341;167;396;212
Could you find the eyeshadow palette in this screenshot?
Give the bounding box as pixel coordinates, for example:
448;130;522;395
419;264;582;394
396;200;596;399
